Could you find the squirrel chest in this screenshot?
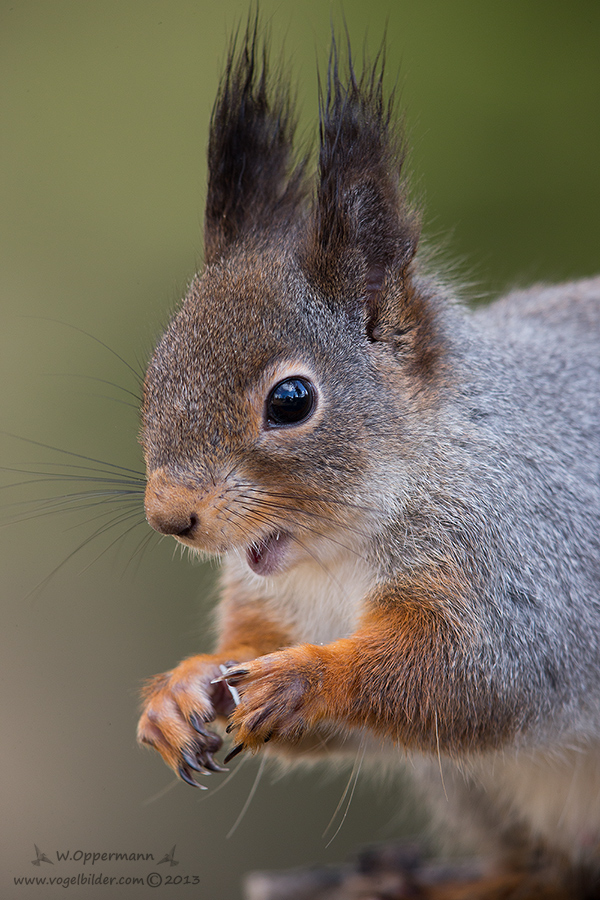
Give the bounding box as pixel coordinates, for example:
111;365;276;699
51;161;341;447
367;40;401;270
225;551;377;647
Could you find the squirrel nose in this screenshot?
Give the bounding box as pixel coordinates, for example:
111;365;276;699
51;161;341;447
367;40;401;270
147;508;198;538
144;470;200;538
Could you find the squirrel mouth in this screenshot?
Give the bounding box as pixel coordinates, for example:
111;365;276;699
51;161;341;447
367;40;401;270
246;531;291;576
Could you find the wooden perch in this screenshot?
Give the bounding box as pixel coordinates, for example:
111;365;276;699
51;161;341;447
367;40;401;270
243;842;573;900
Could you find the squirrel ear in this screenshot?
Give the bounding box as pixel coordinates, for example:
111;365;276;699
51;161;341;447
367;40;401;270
204;17;307;265
307;41;422;341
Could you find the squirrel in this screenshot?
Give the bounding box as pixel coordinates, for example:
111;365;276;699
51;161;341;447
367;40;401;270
136;20;600;898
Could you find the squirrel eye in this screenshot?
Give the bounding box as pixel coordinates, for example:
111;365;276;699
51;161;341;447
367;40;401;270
266;377;315;427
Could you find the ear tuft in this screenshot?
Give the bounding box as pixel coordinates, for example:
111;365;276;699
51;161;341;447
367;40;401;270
204;16;308;264
308;39;420;337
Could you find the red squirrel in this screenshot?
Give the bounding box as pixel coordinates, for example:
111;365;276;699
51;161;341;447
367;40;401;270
136;21;600;897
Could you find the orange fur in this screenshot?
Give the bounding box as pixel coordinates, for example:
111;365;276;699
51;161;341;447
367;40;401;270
137;591;291;779
144;468;236;552
225;565;514;756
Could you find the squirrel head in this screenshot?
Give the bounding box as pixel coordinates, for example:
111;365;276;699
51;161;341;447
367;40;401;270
141;21;446;577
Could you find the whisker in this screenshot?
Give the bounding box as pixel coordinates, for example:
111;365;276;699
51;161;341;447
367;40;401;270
0;472;145;492
71;394;140;411
249;486;376;515
221;512;253;544
75;513;150;576
1;478;145;509
0;432;146;478
226;754;267;840
434;711;448;802
44;373;142;404
1;458;145;480
23;512;147;601
57;506;146;551
142;778;179;806
19;316;145;385
1;492;144;527
236;500;366;562
261;505;368;552
123;527;162;578
201;749;249;800
62;501;144;533
323;738;366;847
247;493;368;538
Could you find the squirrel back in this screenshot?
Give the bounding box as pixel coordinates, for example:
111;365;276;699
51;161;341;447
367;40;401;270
138;23;600;895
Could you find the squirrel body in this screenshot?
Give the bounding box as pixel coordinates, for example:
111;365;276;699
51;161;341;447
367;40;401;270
137;24;600;895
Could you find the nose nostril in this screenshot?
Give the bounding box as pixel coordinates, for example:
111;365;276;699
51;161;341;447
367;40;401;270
146;509;199;538
176;514;198;539
144;472;202;538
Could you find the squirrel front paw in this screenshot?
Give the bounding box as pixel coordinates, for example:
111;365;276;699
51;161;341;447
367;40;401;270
220;648;327;760
137;655;237;787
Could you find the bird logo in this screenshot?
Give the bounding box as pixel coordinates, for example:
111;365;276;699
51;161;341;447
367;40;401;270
157;845;179;867
31;845;53;866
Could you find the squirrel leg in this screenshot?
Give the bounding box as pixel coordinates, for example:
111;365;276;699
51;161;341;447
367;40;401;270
222;569;521;757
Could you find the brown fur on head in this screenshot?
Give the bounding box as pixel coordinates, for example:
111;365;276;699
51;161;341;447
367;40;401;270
141;19;447;560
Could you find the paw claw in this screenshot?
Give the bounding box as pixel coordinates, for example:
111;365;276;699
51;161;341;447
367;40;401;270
189;711;214;732
177;764;208;789
138;655;241;783
182;748;206;773
224;743;245;764
188;715;223;752
222;668;249;685
203;752;228;773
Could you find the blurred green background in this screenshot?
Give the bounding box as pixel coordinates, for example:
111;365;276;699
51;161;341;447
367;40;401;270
1;1;598;898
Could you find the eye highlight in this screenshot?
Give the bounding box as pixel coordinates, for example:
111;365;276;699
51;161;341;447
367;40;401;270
266;377;316;427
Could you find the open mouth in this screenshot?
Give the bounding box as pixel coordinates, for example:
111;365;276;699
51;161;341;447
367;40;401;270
246;531;291;576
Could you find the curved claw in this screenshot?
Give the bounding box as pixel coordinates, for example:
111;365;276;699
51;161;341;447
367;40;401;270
189;711;215;733
189;712;205;733
219;667;249;686
177;764;208;789
224;743;245;764
138;655;242;784
182;747;211;774
189;714;223;752
202;752;229;773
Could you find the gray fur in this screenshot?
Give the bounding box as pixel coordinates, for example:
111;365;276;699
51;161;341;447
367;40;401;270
138;22;600;892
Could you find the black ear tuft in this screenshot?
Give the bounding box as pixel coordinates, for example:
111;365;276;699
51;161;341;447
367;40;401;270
204;16;308;264
308;39;420;337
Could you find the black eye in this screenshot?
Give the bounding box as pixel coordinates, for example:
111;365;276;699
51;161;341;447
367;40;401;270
266;377;315;426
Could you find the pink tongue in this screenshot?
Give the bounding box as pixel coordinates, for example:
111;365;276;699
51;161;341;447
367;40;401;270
248;542;266;570
246;533;288;576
